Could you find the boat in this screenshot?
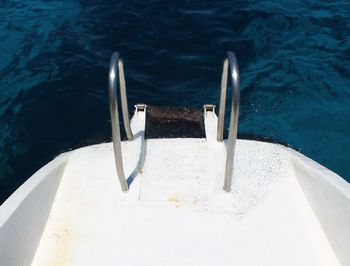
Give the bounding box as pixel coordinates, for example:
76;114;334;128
0;51;349;266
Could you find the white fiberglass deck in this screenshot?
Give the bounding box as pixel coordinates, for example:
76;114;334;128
32;142;339;266
28;109;344;266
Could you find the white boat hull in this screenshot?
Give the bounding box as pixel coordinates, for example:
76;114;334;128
0;109;349;266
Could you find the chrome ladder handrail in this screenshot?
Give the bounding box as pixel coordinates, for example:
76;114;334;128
108;51;239;192
108;52;133;192
217;51;240;192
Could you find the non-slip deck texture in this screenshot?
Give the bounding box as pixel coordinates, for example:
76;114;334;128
145;105;205;138
32;110;340;266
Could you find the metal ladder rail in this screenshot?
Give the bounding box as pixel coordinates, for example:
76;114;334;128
217;51;241;192
108;52;133;192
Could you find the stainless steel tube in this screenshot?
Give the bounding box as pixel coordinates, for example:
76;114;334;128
221;51;240;192
108;52;129;192
217;58;229;141
118;59;134;140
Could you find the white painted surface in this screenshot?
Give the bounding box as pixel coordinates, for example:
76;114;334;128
0;108;349;265
31;139;342;266
289;150;350;266
0;154;67;266
204;106;218;142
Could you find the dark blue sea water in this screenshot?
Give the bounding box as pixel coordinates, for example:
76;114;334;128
1;0;350;203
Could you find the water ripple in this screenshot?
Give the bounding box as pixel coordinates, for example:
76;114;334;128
0;0;350;203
